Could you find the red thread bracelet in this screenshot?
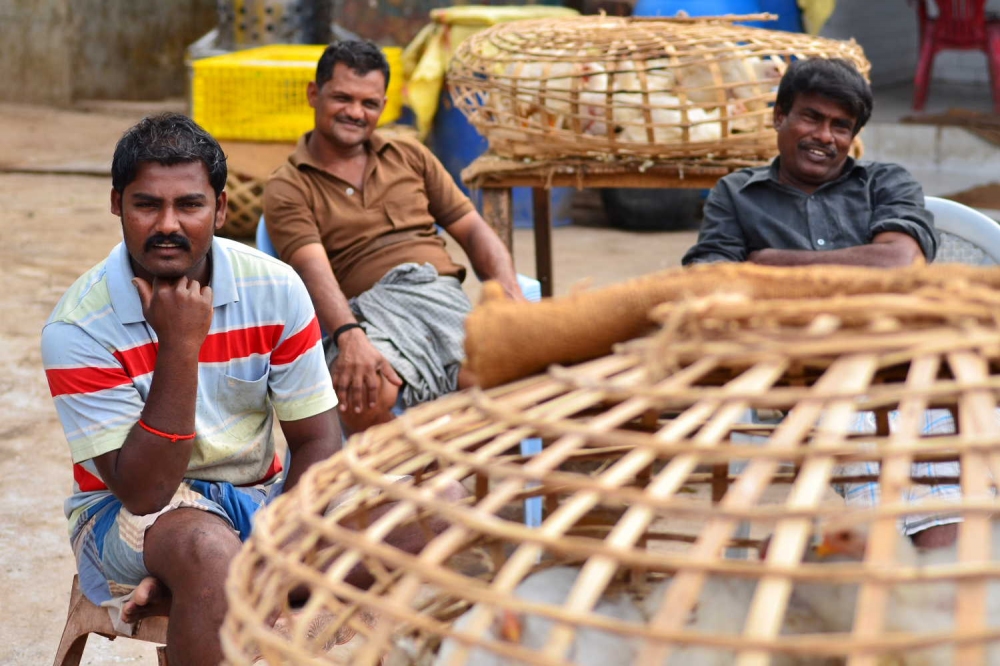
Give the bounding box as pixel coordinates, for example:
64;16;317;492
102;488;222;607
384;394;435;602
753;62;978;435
137;419;196;443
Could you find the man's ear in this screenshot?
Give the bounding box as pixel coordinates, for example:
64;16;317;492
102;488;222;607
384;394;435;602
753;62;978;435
307;81;319;109
214;191;228;232
110;188;122;216
772;106;785;132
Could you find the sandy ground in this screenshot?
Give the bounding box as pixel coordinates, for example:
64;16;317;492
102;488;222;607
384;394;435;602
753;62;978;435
0;102;697;665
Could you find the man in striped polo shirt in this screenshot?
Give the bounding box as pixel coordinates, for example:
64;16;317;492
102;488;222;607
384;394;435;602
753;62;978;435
42;114;346;665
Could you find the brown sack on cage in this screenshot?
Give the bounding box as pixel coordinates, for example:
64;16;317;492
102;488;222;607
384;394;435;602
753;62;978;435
464;262;1000;389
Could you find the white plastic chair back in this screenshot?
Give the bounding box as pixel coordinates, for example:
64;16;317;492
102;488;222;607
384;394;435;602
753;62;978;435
926;195;1000;265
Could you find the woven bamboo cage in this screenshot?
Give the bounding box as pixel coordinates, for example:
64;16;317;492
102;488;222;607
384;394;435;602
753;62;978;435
222;172;265;239
447;15;870;162
222;263;1000;665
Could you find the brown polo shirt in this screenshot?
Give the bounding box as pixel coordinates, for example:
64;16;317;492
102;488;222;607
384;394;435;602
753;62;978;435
263;132;474;299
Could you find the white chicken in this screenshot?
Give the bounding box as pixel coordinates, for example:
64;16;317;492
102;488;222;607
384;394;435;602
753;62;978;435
608;58;676;94
433;566;644;666
673;48;787;133
609;92;729;144
501;60;608;130
434;560;842;666
810;522;1000;665
645;574;840;666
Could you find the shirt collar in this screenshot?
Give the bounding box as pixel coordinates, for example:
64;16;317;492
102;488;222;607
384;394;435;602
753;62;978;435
290;130;393;171
106;237;239;325
740;156;867;191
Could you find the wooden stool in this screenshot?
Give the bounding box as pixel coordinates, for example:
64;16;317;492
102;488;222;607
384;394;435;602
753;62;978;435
53;575;168;666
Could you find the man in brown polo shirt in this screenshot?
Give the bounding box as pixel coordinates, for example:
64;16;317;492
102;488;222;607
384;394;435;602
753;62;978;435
264;40;524;434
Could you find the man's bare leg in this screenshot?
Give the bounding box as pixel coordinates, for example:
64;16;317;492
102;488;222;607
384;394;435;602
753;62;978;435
911;523;959;549
141;507;243;666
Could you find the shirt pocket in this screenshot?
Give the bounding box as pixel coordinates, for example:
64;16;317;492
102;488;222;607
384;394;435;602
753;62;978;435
215;371;270;440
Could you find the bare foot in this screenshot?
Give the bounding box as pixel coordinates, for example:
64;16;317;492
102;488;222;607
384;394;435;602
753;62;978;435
120;576;172;623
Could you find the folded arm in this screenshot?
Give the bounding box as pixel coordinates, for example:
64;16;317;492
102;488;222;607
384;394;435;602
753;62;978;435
749;231;925;267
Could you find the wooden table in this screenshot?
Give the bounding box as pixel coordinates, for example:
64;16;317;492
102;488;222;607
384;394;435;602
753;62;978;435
463;154;751;297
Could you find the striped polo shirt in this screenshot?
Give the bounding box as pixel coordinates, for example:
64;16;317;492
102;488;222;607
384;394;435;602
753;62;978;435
42;237;337;529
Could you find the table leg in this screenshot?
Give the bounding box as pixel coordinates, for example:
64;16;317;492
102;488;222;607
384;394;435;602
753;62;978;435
480;187;513;252
532;187;553;298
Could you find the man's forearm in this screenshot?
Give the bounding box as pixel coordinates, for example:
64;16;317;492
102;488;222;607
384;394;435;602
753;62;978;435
281;438;340;493
751;241;922;268
98;342;201;514
279;410;342;493
288;244;358;333
464;225;521;296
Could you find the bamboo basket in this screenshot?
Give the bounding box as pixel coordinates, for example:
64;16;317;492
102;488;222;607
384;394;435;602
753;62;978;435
447;15;870;162
222;263;1000;665
221;172;265;239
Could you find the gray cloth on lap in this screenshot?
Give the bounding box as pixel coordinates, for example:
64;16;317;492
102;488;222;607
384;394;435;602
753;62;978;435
324;262;472;408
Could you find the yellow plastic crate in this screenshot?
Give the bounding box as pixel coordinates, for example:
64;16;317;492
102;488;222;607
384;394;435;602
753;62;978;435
191;44;403;142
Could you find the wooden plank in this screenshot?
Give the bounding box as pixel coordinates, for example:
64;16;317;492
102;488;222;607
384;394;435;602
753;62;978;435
480;187;513;252
472;171;725;189
532;187;553;298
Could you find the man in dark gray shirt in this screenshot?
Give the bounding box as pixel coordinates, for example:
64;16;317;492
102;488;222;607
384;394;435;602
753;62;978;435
683;58;937;268
683;58;957;550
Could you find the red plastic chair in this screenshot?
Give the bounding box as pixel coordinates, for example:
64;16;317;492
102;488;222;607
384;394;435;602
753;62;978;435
912;0;1000;112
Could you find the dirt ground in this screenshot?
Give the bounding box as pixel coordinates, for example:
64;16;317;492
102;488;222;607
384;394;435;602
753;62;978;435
0;101;697;665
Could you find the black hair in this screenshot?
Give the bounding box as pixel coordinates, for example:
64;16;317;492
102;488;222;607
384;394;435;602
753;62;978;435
775;58;873;134
315;40;389;90
111;113;227;197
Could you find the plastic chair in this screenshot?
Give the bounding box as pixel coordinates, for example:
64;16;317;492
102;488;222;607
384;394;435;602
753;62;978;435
926;195;1000;265
912;0;1000;112
53;576;168;666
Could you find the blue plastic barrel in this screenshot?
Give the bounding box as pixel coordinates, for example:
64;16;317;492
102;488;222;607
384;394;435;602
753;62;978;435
428;89;573;229
757;0;803;32
633;0;801;31
633;0;769;27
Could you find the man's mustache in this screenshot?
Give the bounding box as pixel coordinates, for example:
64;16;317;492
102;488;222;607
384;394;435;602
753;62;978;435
334;115;366;128
145;234;191;252
800;141;835;157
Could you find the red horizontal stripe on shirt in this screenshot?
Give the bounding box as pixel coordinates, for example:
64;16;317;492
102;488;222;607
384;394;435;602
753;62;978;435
47;366;131;397
199;325;284;363
113;342;158;379
52;324;294;397
74;464;108;492
271;317;321;366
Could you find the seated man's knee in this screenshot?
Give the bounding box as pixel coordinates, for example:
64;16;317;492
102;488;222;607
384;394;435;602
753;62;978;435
143;508;242;587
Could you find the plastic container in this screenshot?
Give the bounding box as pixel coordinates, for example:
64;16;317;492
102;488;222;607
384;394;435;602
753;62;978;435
757;0;803;32
429;89;573;228
191;44;403;142
633;0;801;31
632;0;770;27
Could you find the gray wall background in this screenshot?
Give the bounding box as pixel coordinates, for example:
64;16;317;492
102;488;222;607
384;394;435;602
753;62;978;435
0;0;216;106
0;0;994;105
821;0;1000;86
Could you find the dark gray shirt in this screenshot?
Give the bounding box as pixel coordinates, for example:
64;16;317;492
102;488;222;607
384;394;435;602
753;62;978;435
682;157;938;265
